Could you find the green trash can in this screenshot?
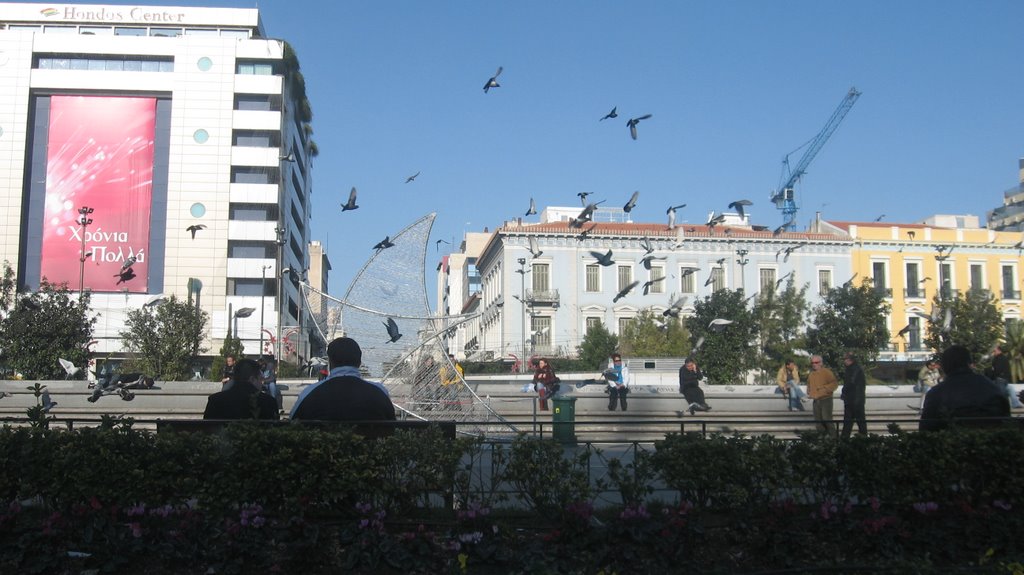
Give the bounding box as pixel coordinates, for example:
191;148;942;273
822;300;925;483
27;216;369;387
551;396;577;443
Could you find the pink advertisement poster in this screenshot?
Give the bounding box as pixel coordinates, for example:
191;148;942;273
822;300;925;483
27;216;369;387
39;95;156;292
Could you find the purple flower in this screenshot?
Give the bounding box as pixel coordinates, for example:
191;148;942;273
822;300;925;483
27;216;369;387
993;500;1011;511
912;502;938;514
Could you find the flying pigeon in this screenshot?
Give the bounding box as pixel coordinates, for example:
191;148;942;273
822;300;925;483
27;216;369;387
874;214;885;222
775;271;793;289
575;223;596;242
679;266;700;279
942;308;953;333
897;324;912;337
342;187;359;211
40;389;57;413
613;280;640;302
384;317;402;343
776;245;802;263
405;171;420;183
708;318;733;330
728;199;752;219
279;151;296;162
483;66;502;93
577;191;591;205
144;296;167;308
706;212;726;231
59;358;80;379
667;204;685;229
641;276;665;295
525;197;537;216
435;239;450;251
119;256;137;273
571;201;603;227
528;236;543;258
641;254;665;270
599;106;618;121
373;236;395;251
186;224;206;239
640;236;655;254
693;336;706;352
907;230;916;240
626;114;652;140
772;223;787;236
589;249;615;266
663;295;688;317
115;268;136;285
623;191;639;213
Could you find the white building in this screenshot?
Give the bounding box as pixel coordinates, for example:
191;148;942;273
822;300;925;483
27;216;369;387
0;3;315;363
442;206;853;363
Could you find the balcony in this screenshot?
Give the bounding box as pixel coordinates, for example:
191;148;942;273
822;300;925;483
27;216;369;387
874;287;893;298
938;287;960;299
1002;290;1022;301
903;288;926;299
526;289;560;307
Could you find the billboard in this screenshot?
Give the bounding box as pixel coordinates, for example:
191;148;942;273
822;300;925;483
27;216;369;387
39;95;156;292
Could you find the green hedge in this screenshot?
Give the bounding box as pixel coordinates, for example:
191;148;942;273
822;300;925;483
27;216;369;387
1;421;1022;574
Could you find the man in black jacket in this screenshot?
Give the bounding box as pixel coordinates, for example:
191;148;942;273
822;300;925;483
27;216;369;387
678;357;711;415
920;345;1010;431
840;352;867;438
289;337;396;422
203;358;279;420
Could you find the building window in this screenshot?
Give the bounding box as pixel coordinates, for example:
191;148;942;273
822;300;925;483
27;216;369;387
531;316;552;352
969;264;984;291
680;267;695;294
229;204;277;221
905;262;922;298
234;94;281;111
759;268;777;292
617;316;633;335
585;264;601;293
36;54;173;72
236;60;278;75
532;263;550;292
617;265;633;293
648;265;665;294
711;267;725;292
232;130;278;147
818;269;833;294
907;316;923;351
228;278;273;296
227;241;274;259
939;262;954;298
230;167;278;185
585;317;602;332
1002;265;1019;300
872;261;890;297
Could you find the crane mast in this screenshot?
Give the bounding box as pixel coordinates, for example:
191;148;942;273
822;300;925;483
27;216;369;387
771;86;861;231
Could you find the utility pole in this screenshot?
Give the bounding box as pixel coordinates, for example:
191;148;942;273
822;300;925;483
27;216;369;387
77;206;94;299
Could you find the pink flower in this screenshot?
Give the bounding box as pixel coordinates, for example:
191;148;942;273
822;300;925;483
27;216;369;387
868;496;881;512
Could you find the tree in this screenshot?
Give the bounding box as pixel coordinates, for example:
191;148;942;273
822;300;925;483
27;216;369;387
689;289;757;385
618;308;691;358
1003;320;1024;383
923;289;1003;366
577;322;618;370
0;266;96;380
806;279;890;368
751;278;810;382
120;295;209;380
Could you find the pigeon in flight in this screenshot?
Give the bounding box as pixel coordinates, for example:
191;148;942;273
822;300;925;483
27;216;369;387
708;318;733;330
59;358;80;379
186;224;206;239
775;271;793;289
528;236;543;258
279;151;296;162
119;256;137;273
706;212;726;231
589;249;615;266
577;191;591;205
40;388;57;413
772;223;787;236
373;236;395;251
623;191;639;213
144;296;167;308
525;197;537;216
667;204;685;229
679;266;700;279
613;280;640;302
341;187;359;211
642;276;665;295
435;239;450;252
663;295;688;317
728;199;752;219
405;171;420;184
575;223;596;242
483;66;503;93
907;230;916;240
874;214;885;222
600;106;618;121
115;267;136;285
571;201;603;228
897;324;912;338
626;114;652;140
776;245;802;263
640;254;665;270
384;317;402;343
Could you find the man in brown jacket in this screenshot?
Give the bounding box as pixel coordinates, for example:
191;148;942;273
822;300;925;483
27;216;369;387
807;355;839;433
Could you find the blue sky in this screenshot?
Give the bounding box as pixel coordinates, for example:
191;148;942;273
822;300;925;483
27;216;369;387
27;1;1024;302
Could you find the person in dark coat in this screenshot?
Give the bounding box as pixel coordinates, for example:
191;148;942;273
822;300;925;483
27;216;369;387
840;352;867;438
985;344;1023;409
678;357;711;415
203;358;279;420
289;337;396;422
920;345;1011;432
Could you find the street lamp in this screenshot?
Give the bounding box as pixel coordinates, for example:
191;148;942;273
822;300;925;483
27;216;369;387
274;226;286;362
515;258;530;373
77;206;94;299
233;306;255;344
258;264;271;356
735;249;749;294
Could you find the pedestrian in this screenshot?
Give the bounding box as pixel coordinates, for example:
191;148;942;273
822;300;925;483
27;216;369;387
260;356;282;412
532;357;560;411
806;355;839;434
920;344;1011;431
203;358;279;420
220;354;236;390
914;359;941;410
775;359;808;411
604;353;630;411
679;357;711;415
840;352;867;438
984;345;1023;409
439;353;465;410
290;337;396;422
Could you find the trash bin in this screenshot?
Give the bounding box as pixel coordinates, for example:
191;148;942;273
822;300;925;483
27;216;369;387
551;396;577;443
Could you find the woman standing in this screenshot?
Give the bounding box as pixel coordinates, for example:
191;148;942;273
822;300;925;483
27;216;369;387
532;358;560;410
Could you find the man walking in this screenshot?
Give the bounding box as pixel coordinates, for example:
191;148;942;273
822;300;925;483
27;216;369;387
807;355;839;434
840;352;867;438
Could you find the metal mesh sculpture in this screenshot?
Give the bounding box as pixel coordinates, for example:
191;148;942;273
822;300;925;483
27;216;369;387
301;213;514;435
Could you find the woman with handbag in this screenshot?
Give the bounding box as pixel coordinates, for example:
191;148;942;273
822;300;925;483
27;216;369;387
532;358;560;411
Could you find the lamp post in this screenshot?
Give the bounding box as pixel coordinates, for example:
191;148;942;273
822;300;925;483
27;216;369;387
77;206;94;299
258;264;271;357
515;258;530;373
735;249;749;294
274;226;285;362
233;306;255;347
